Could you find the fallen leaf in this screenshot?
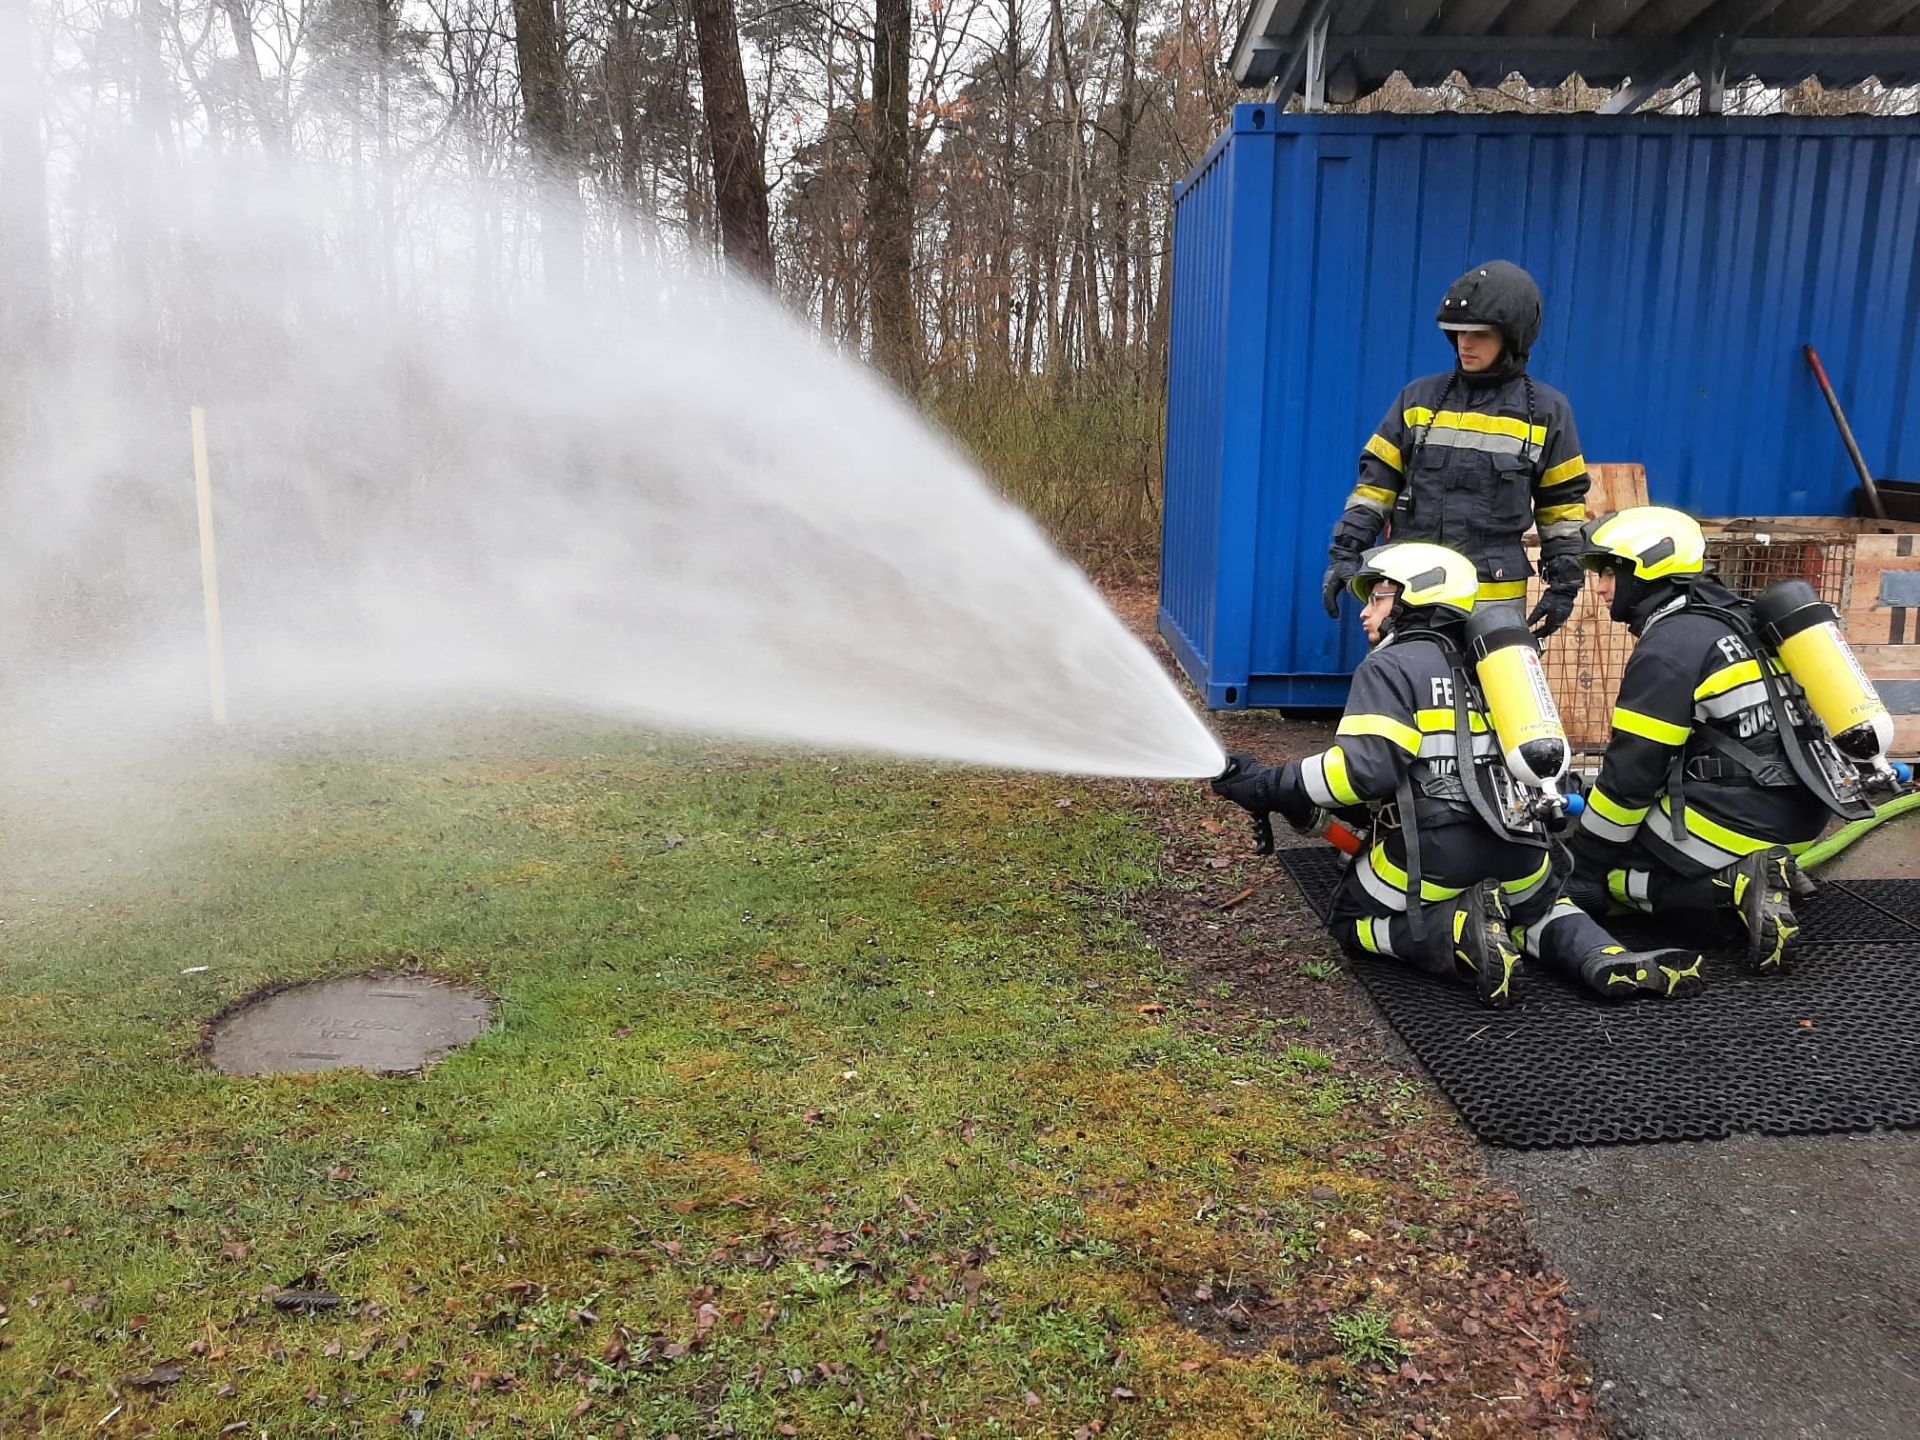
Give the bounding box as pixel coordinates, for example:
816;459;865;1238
1109;1385;1138;1401
266;1286;343;1313
1136;1003;1168;1016
222;1242;251;1263
120;1365;184;1389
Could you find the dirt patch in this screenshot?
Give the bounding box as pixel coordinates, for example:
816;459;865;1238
202;971;492;1076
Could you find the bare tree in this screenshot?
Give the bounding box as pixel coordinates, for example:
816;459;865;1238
690;0;775;283
511;0;581;294
866;0;916;385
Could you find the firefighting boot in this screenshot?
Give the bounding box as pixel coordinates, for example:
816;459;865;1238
1717;847;1802;973
1576;945;1707;1000
1450;881;1523;1010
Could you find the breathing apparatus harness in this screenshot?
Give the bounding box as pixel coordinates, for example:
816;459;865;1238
1375;611;1570;948
1645;585;1881;840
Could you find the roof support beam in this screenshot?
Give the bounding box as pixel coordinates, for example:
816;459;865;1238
1263;0;1336;104
1302;6;1331;111
1599;0;1788;113
1701;33;1728;111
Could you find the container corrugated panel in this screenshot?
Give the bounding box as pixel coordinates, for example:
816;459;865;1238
1160;108;1920;711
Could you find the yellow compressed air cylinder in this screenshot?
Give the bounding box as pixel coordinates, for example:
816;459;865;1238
1755;581;1893;766
1465;610;1570;786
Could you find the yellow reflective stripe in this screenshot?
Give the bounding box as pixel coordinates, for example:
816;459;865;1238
1369;844;1466;903
1608;869;1633;905
1479;579;1528;600
1536;502;1587;527
1322;745;1361;806
1403;407;1547;445
1541;455;1587;488
1352;484;1399;510
1653;797;1817;860
1356;916;1384;954
1337;713;1422;754
1363;435;1404;474
1589;787;1650;826
1503;855;1552;895
1611;707;1691;746
1695;658;1764;700
1414;708;1489;733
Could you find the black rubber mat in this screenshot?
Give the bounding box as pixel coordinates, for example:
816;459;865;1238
1275;846;1920;1149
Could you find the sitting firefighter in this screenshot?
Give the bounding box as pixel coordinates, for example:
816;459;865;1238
1213;541;1704;1007
1566;506;1898;971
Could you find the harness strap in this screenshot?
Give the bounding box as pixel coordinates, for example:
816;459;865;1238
1686;602;1870;823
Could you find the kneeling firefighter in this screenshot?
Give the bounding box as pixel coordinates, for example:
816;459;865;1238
1569;506;1909;970
1213;541;1704;1007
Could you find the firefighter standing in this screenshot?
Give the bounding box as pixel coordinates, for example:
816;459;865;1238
1216;541;1704;1007
1323;261;1591;637
1565;507;1834;971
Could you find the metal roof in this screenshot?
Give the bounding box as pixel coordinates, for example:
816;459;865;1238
1232;1;1920;108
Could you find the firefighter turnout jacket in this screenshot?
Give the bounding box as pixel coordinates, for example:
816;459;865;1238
1573;577;1832;883
1333;372;1591;603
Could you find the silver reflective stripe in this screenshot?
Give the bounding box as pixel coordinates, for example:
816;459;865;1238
1697;681;1769;721
1420;427;1532;458
1624;870;1651;907
1349;491;1391;516
1417;732;1500;759
1301;752;1337;808
1358;915;1398;957
1539;518;1585;541
1507;863;1554;906
1522;899;1584;955
1579;807;1640;844
1356;848;1408;911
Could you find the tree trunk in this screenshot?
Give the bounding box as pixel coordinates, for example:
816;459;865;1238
0;0;49;341
219;0;285;150
866;0;917;386
689;0;774;285
511;0;582;297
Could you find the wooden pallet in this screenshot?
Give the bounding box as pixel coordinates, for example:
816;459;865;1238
1523;470;1920;756
1527;463;1646;750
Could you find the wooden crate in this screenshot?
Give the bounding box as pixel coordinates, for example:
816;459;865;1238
1525;477;1920;756
1526;463;1646;751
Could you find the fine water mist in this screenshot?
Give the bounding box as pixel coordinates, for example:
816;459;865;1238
0;64;1224;808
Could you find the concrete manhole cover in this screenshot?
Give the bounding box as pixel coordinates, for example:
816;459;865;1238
205;972;492;1076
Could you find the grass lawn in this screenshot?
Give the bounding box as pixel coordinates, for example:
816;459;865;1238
0;729;1429;1439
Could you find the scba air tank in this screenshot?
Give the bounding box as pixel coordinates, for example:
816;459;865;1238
1464;609;1570;788
1752;580;1894;767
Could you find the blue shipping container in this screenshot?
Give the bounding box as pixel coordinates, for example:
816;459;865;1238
1160;108;1920;711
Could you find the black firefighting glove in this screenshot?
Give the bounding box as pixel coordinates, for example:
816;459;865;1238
1528;555;1586;638
1322;548;1362;619
1212;753;1316;832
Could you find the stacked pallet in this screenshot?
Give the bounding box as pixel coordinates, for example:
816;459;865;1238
1526;470;1920;756
1527;463;1644;751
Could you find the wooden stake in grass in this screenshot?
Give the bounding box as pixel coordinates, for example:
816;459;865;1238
190;405;228;728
